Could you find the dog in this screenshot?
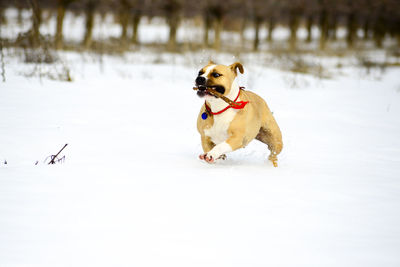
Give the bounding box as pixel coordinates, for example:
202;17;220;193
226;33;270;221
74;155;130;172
195;61;283;166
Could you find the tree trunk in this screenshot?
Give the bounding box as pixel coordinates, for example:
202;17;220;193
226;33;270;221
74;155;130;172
329;14;337;40
289;12;299;51
213;16;223;51
253;17;262;51
306;15;313;43
55;4;66;49
17;4;23;25
346;12;357;48
30;0;42;48
118;0;131;49
267;17;275;42
120;12;129;47
319;9;328;50
363;19;370;40
82;1;95;49
240;17;247;48
397;32;400;47
203;13;212;47
373;13;385;48
131;12;141;45
0;7;5;26
167;13;180;51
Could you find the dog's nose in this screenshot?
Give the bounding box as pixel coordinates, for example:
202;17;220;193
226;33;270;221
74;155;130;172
196;76;206;86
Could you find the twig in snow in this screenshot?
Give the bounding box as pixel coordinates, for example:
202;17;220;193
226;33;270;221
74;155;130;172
47;144;68;165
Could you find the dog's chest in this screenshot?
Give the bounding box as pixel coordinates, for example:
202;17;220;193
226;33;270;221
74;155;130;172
204;109;237;144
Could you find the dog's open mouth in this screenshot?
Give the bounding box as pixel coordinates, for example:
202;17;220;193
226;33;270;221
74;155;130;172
196;85;226;98
196;85;212;97
196;90;211;98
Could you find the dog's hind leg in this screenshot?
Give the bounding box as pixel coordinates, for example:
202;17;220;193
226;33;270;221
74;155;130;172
256;127;283;167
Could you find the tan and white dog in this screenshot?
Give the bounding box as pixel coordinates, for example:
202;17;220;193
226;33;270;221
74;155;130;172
195;61;283;166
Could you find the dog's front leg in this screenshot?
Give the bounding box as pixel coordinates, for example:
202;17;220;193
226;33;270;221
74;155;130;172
201;133;244;163
201;142;232;163
200;135;214;153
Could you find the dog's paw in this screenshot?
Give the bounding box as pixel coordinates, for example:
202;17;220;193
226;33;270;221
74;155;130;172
199;153;215;164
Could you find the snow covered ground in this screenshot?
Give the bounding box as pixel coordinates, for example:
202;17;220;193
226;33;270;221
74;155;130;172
1;50;400;267
1;7;400;267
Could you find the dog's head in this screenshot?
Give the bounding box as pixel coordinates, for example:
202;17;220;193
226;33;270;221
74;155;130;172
195;61;244;98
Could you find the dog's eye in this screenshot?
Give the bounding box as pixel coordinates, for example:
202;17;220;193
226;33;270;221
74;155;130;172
198;71;204;76
212;72;221;78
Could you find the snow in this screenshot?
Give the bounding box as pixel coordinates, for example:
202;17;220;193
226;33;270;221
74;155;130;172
1;8;400;267
1;50;400;267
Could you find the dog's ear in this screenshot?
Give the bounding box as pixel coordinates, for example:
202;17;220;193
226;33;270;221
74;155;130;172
208;60;216;65
230;62;244;75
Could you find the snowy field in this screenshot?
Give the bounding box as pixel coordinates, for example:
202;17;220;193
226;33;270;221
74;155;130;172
1;8;400;267
0;50;400;267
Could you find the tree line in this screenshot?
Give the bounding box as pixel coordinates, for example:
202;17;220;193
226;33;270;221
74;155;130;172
1;0;399;52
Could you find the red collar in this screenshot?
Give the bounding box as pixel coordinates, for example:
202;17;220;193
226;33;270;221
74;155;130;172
204;89;249;116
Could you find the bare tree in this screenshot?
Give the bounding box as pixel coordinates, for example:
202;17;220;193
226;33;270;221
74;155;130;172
266;0;280;43
304;13;314;43
0;2;6;26
248;0;267;51
287;0;304;51
161;0;182;51
328;6;339;41
369;0;400;48
201;1;213;48
119;0;132;48
82;0;97;49
317;0;329;50
131;0;146;45
209;3;226;51
371;2;386;48
29;0;43;48
360;0;373;40
387;0;400;46
345;0;357;48
55;0;75;49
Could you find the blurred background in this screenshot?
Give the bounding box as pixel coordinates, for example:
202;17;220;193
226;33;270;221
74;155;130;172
0;0;399;82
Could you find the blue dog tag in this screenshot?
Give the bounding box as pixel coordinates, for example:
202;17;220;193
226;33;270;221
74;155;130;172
201;112;208;120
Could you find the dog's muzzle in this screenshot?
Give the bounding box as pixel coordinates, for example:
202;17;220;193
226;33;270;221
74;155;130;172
195;76;226;97
195;76;208;97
